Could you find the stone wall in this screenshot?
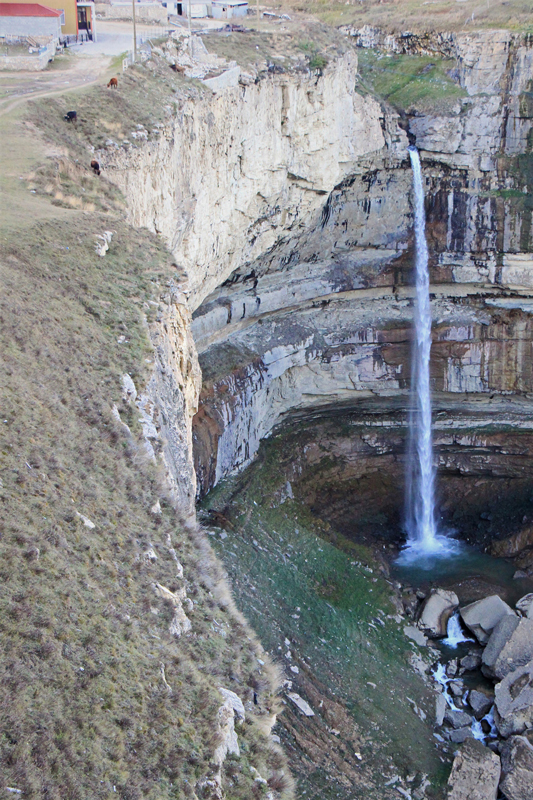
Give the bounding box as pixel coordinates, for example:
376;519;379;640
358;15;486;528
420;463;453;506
0;38;56;70
95;2;168;22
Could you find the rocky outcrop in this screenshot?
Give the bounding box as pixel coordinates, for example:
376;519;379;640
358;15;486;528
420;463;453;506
460;596;516;645
101;50;385;311
494;659;533;737
418;589;459;637
141;279;201;518
500;735;533;800
446;738;501;800
483;617;533;679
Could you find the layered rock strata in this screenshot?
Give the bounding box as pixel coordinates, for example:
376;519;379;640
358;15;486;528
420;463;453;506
102;32;533;522
190;31;533;499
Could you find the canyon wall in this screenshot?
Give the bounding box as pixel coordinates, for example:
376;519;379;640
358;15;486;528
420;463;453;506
101;31;533;508
191;29;533;496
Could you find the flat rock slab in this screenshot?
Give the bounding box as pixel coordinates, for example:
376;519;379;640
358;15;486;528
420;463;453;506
445;708;473;730
460;594;516;644
500;735;533;800
418;589;459;638
447;726;475;744
404;625;428;647
447;738;500;800
482;616;533;679
494;658;533;737
286;692;314;717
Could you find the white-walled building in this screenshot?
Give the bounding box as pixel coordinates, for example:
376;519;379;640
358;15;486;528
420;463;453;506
0;2;62;40
211;0;247;19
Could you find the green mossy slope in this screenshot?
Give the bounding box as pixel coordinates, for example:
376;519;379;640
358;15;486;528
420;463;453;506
202;433;451;800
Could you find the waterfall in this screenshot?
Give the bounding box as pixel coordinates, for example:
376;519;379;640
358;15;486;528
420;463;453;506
442;613;474;648
400;147;456;561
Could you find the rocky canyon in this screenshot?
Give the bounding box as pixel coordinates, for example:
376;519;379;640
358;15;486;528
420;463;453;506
4;13;533;800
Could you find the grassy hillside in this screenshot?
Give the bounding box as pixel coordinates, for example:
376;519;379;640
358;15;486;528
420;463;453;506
269;0;533;33
0;65;291;800
356;50;466;114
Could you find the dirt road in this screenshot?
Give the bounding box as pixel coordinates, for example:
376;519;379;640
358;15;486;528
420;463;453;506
0;54;112;117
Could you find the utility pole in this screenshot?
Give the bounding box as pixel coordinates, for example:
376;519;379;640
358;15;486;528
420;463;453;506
132;0;137;61
187;0;192;56
256;0;259;20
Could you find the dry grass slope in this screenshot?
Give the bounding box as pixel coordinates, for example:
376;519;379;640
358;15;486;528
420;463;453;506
0;62;293;800
270;0;533;33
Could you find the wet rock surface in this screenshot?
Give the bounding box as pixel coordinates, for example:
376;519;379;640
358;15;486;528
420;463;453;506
418;589;459;637
460;595;516;645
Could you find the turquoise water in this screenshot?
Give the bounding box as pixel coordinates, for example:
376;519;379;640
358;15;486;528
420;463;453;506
393;541;533;607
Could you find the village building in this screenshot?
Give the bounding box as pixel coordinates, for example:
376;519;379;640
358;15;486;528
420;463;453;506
0;0;97;39
0;3;62;42
210;0;247;19
172;0;209;19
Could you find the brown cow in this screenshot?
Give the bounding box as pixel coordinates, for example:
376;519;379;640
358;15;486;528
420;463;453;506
90;159;101;176
107;77;118;89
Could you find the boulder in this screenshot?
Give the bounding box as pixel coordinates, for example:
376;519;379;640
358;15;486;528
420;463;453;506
418;589;459;637
516;594;533;619
436;693;447;726
446;658;459;678
460;652;482;672
446;726;475;744
482;616;533;680
446;738;501;800
404;625;428;647
500;735;533;800
494;659;533;738
460;595;516;644
445;708;473;729
491;525;533;558
468;689;493;720
449;680;464;697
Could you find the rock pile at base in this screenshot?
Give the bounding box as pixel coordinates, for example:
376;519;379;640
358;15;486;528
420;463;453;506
410;588;533;799
447;739;501;800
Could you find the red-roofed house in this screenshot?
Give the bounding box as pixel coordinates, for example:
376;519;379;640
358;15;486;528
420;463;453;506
0;3;63;40
0;0;98;40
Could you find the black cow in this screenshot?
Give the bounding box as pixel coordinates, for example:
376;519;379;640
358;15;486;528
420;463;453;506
64;111;77;123
90;159;101;176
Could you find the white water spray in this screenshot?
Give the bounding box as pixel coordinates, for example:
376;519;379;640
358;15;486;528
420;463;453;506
442;613;474;648
400;147;457;561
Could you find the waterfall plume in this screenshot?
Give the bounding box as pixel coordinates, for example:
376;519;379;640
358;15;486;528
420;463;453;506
399;147;458;562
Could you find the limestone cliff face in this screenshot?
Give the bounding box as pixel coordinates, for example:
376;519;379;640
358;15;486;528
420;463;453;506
100;50;389;509
145;279;201;517
101;34;533;503
191;30;533;496
102;51;384;310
